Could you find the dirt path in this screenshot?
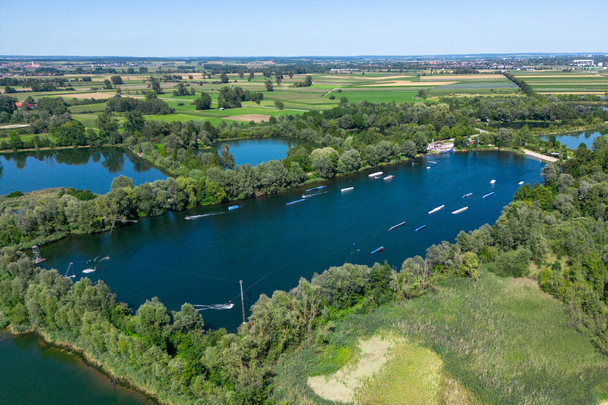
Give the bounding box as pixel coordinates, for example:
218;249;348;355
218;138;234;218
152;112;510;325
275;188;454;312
522;149;558;162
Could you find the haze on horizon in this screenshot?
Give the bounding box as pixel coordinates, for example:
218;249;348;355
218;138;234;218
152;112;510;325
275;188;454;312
2;0;607;58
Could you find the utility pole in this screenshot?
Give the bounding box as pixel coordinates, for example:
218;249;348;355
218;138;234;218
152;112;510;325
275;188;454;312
239;280;246;325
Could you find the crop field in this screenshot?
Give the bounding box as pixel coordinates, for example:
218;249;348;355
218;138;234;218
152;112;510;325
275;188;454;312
512;71;608;94
6;69;569;131
324;89;421;104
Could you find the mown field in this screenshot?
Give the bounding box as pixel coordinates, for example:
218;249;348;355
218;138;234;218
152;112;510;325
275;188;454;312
511;70;608;94
274;270;608;404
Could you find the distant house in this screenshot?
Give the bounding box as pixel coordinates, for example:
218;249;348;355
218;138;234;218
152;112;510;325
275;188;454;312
15;102;36;109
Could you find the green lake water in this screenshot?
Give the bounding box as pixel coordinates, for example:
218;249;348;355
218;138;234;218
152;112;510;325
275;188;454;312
0;330;153;405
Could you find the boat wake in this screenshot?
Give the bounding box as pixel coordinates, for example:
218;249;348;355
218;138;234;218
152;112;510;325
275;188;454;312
302;191;328;198
186;212;226;220
193;303;234;310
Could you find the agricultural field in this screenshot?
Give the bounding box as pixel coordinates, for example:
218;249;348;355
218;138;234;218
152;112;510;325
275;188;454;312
3;68;547;132
12;67;607;132
511;70;608;94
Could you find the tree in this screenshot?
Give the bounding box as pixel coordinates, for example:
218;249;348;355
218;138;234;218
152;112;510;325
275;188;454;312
276;76;282;85
219;144;235;170
496;128;513;149
265;80;274;92
103;79;113;89
194;92;212;110
274;100;284;110
304;76;313;86
9;131;24;151
413;132;428;153
124;110;145;134
111;175;135;189
461;252;480;280
248;72;254;82
37;97;67;115
110;75;123;85
220;72;229;83
337;149;361;174
401;140;417;158
135;297;171;349
312;155;335;179
95;113;119;140
150;79;162;94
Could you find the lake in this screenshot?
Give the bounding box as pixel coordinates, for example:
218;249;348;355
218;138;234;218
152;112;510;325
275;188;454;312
212;136;310;166
0;147;167;196
0;330;153;405
39;150;542;332
542;129;608;149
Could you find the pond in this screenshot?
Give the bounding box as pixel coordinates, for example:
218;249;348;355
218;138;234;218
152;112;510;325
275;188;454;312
0;147;167;196
542;129;608;149
40;150;542;332
0;330;153;405
212;136;311;166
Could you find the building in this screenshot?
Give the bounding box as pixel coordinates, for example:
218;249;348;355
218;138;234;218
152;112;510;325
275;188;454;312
572;59;595;67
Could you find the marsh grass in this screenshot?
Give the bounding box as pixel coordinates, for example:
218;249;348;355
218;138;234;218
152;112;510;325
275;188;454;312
274;270;608;404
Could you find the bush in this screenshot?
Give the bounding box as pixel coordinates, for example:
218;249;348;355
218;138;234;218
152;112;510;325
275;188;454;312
6;191;23;198
492;248;531;277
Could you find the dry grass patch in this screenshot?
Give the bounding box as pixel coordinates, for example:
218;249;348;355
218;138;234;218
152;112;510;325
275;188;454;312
439;374;481;405
64;92;120;100
539;92;608;95
512;277;540;290
308;335;395;403
421;74;498;81
516;75;602;78
356;340;443;405
364;81;455;87
225;114;272;123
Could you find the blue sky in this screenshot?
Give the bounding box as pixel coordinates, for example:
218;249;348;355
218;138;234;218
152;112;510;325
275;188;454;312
1;0;607;57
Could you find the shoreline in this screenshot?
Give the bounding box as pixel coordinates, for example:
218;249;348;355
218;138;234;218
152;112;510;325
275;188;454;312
1;327;163;405
522;149;558;162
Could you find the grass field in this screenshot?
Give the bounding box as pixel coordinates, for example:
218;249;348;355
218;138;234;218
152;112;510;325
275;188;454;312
274;270;608;404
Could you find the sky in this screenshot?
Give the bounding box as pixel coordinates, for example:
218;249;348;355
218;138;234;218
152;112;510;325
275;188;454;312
1;0;607;57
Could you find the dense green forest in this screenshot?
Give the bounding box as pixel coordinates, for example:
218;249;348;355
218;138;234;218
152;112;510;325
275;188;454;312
1;129;608;403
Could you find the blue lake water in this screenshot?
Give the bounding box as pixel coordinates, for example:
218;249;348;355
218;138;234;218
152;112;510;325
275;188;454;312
542;129;608;149
0;147;167;195
213;137;310;166
40;150;543;332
